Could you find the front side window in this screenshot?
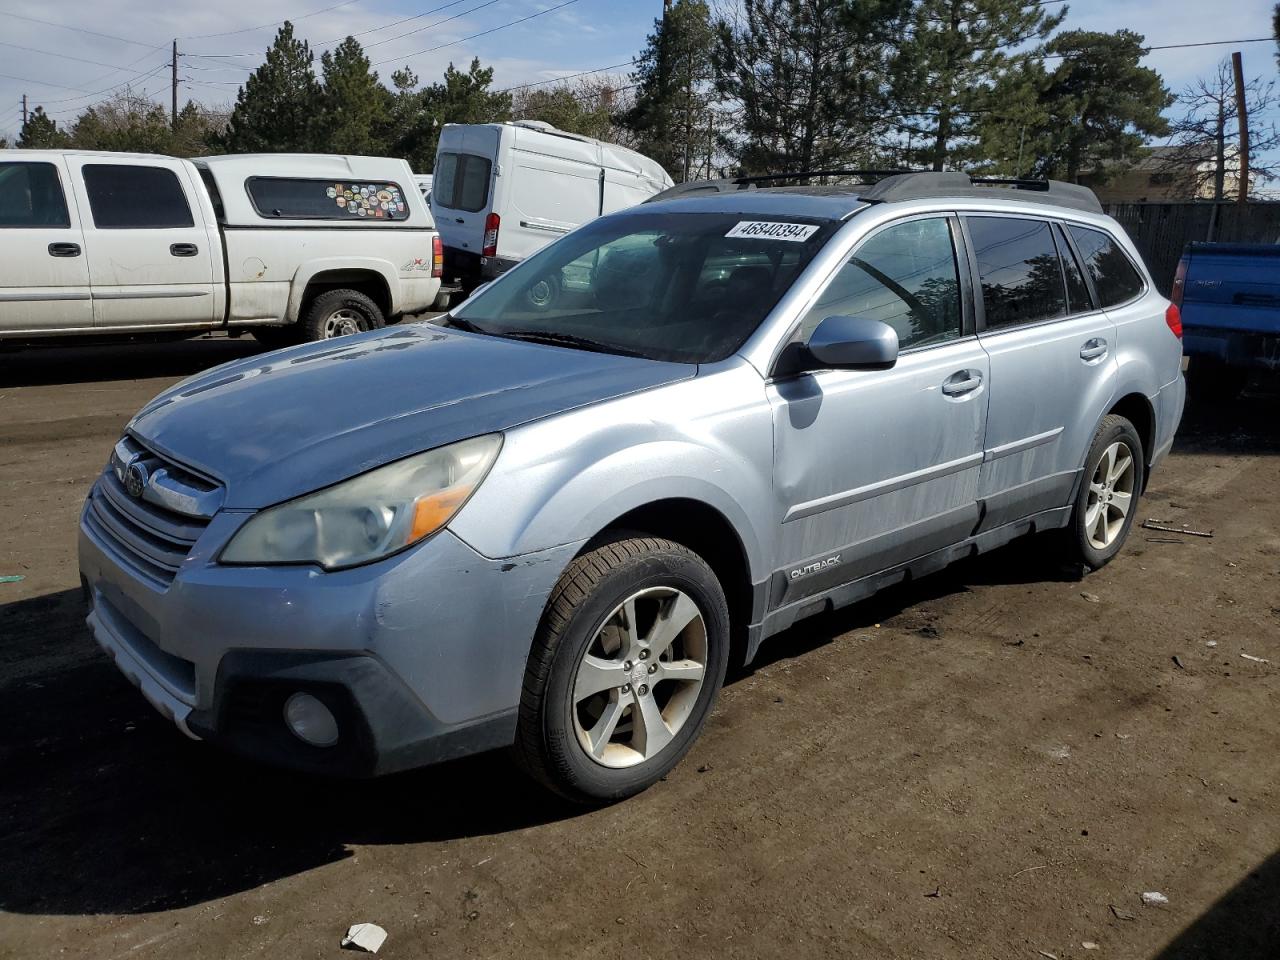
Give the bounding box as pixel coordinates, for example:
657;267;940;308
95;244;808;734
433;152;491;212
451;212;839;363
1067;225;1145;307
797;217;962;350
82;164;194;229
247;178;409;221
967;216;1067;329
0;162;70;228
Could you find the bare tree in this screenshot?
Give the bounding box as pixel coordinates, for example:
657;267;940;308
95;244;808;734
1159;58;1280;200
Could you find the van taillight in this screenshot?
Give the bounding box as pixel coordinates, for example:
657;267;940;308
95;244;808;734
431;235;443;279
482;213;500;258
1165;303;1183;340
1171;254;1188;308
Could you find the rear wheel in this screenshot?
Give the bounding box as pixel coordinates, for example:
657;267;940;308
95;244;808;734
1066;414;1144;570
301;289;384;342
514;537;730;804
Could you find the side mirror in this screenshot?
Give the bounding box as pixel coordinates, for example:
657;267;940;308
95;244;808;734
805;315;899;370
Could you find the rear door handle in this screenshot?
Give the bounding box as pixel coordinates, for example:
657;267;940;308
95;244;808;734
1080;338;1108;362
942;370;983;396
454;218;465;224
48;242;81;258
170;243;198;257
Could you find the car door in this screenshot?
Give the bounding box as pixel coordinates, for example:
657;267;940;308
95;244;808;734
0;157;93;333
64;156;216;330
966;215;1117;531
768;215;989;610
431;127;499;257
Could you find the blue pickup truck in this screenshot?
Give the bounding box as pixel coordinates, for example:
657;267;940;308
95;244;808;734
1175;242;1280;396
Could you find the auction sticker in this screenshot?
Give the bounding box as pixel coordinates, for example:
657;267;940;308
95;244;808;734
726;221;819;242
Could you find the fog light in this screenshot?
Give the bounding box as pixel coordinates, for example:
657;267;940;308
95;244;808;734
283;692;339;747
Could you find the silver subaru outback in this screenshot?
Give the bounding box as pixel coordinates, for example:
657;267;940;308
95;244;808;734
78;172;1185;803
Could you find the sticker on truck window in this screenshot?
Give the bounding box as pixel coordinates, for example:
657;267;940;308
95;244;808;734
726;221;820;242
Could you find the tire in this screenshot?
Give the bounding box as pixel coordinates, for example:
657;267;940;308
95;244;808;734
525;273;561;312
1065;414;1144;570
514;536;730;804
300;289;384;342
251;325;297;350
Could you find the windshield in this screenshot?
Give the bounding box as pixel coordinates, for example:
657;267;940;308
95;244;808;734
450;211;839;363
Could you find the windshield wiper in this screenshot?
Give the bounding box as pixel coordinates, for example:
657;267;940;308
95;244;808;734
443;316;490;334
497;330;647;359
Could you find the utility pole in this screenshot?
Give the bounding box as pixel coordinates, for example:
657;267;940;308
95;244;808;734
171;39;179;129
21;94;27;126
1231;51;1250;204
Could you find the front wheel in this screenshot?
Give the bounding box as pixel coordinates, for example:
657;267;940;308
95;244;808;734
514;537;730;804
1066;414;1144;570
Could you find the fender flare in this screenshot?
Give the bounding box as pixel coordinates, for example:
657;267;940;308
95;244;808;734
287;258;402;322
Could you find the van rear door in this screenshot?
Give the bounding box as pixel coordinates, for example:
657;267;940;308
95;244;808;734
431;125;499;257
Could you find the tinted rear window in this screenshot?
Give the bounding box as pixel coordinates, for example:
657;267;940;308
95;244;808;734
247;178;409;221
0;161;70;228
83;164;194;229
967;216;1066;329
434;152;491;212
1068;225;1145;307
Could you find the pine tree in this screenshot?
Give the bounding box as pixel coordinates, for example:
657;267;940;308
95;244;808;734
218;22;322;152
17;106;70;149
714;0;907;175
888;0;1064;171
979;31;1172;181
318;37;392;155
624;0;716;180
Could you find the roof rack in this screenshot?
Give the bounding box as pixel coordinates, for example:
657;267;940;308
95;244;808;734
647;169;1103;214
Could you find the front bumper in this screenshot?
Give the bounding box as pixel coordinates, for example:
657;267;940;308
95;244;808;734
79;495;579;776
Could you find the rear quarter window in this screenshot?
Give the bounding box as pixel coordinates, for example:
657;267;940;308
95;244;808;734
1067;225;1145;307
83;164;194;229
247;177;410;221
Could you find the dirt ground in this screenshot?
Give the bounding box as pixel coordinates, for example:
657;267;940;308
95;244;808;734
1;334;1278;960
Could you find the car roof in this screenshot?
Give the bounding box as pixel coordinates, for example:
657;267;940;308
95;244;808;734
640;187;869;221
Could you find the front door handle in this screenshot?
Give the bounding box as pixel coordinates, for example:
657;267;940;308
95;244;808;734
454;217;465;224
1080;338;1108;362
942;370;983;396
170;243;198;257
48;242;81;257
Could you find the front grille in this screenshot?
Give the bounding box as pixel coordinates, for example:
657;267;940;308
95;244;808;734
84;436;222;587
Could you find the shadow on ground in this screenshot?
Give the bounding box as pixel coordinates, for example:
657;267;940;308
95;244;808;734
1154;850;1280;960
0;336;267;388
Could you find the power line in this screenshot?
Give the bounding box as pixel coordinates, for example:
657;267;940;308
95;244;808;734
371;0;586;66
6;11;158;49
364;0;504;50
496;59;634;93
0;39;147;73
1043;36;1277;60
179;0;362;40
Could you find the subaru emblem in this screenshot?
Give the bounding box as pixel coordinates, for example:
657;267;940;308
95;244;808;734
124;461;149;499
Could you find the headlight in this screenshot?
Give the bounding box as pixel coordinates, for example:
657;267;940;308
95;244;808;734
220;434;501;570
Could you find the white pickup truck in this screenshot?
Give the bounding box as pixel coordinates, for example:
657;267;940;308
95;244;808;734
0;151;443;345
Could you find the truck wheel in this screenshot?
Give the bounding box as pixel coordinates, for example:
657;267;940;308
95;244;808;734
1065;414;1144;570
514;536;730;805
302;289;384;341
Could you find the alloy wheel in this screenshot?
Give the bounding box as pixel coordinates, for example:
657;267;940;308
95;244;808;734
1084;440;1135;550
571;586;708;769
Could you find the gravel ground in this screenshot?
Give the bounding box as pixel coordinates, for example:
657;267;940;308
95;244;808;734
1;335;1278;960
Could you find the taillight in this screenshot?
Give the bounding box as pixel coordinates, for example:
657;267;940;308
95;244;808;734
1171;254;1188;308
431;235;443;279
1165;303;1183;340
482;213;500;258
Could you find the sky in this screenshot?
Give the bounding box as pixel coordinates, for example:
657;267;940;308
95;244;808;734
3;0;1278;165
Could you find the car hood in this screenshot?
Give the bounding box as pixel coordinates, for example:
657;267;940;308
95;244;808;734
127;324;693;508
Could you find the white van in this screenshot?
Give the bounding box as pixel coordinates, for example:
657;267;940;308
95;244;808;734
430;121;672;295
